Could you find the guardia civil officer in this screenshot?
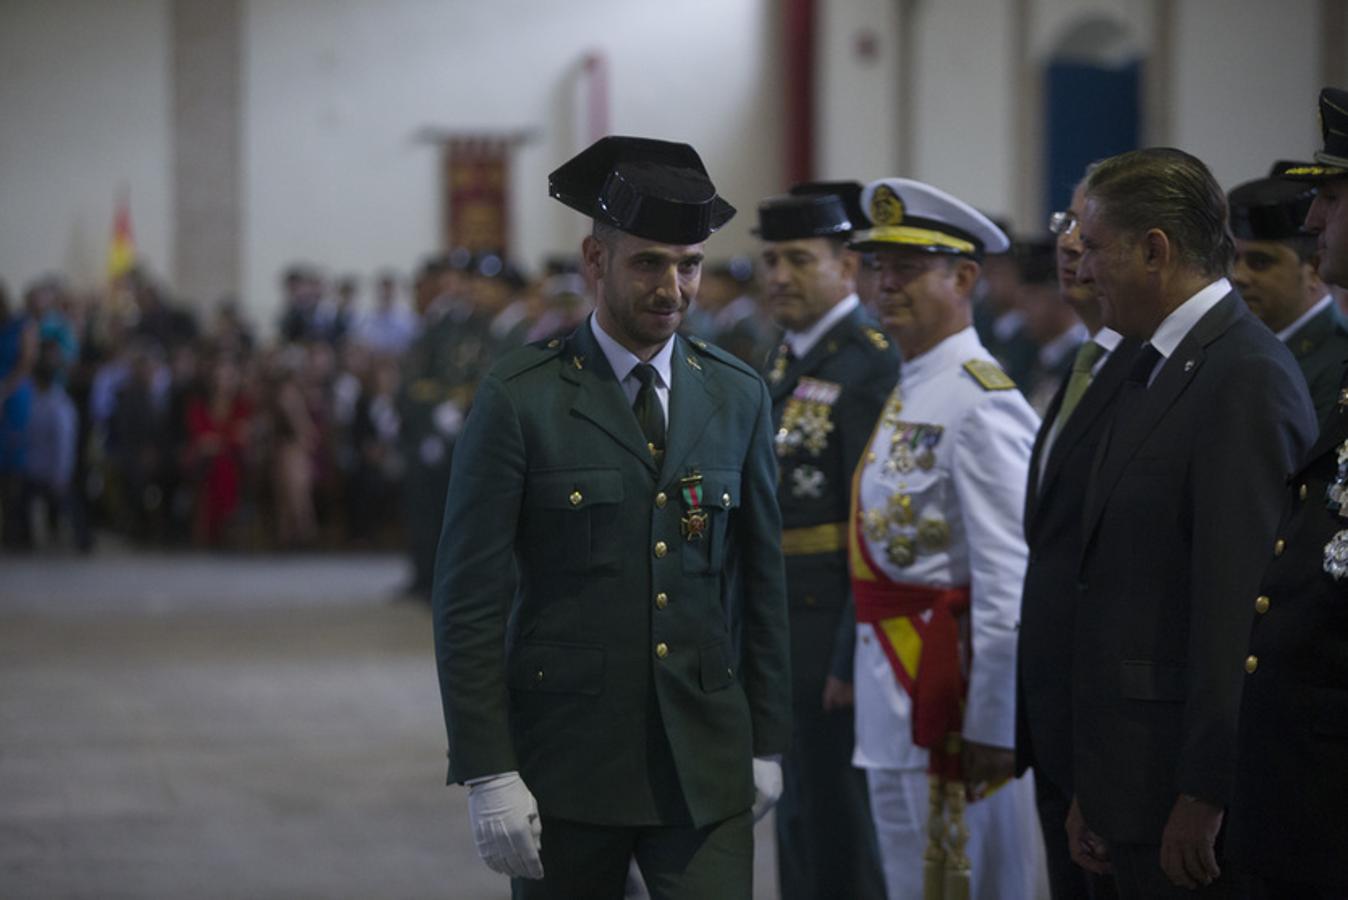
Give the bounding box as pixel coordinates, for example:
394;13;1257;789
757;188;895;900
431;136;792;900
847;178;1046;900
1230;87;1348;900
1228;172;1348;423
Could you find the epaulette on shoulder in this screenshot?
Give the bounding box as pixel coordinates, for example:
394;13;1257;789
684;335;759;379
856;325;891;354
962;358;1016;391
492;338;566;380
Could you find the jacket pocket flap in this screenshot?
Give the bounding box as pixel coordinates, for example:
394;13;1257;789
1120;659;1186;702
528;468;624;509
509;641;605;695
699;641;735;692
698;470;741;510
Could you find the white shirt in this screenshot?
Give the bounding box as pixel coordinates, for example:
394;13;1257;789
852;327;1040;770
785;294;860;358
1276;293;1335;342
1142;277;1232;384
590;313;673;423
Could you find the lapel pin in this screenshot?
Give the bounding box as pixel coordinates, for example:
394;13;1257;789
686;354;702;371
1183;359;1195;372
572;355;585;370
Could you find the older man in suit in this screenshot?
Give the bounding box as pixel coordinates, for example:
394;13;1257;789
1068;147;1316;898
1230;87;1348;900
1015;176;1134;900
431;136;792;900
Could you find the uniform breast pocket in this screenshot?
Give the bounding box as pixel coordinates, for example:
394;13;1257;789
524;468;624;574
682;470;740;575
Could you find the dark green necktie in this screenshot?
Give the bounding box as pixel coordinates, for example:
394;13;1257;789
1056;340;1105;427
632;363;665;459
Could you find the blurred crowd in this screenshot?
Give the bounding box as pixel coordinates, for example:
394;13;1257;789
0;235;1098;571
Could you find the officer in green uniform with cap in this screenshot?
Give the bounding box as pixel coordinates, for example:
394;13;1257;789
398;251;491;600
432;135;792;900
757;187;894;900
1229;172;1348;423
1230;86;1348;900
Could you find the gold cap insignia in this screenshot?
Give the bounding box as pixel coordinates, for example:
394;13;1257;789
869;184;905;227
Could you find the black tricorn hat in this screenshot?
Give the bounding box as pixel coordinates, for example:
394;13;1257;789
754;193;851;241
548;136;735;244
1228;177;1314;241
789;180;868;230
1273;87;1348;182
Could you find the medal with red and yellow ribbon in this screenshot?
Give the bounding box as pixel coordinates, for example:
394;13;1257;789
680;472;708;542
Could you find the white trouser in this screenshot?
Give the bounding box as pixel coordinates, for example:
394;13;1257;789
865;766;1048;900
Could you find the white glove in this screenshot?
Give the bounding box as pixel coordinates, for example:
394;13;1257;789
466;771;544;880
750;757;783;822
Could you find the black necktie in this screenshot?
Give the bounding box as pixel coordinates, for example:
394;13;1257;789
1128;343;1162;387
632;363;665;460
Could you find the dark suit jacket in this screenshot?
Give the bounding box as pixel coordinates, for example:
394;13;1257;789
1230;371;1348;888
1073;292;1316;844
1285;300;1348;424
432;324;792;828
764;305;899;705
1014;335;1139;794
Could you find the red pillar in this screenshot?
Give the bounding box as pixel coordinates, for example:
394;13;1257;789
784;0;817;184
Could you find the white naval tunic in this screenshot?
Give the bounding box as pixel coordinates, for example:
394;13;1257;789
851;326;1046;900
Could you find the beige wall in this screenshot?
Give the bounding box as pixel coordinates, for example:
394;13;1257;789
241;0;780;329
0;0;172;293
0;0;1335;326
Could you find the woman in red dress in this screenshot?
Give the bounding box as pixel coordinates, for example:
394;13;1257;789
185;356;251;547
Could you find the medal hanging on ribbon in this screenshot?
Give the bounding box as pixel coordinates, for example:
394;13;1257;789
680;475;708;542
1329;440;1348;515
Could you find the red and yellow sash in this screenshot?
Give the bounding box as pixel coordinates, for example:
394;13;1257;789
849;457;969;780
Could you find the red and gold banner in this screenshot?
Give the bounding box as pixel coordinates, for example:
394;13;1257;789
443;138;511;254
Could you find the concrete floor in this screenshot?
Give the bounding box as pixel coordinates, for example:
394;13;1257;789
0;547;779;899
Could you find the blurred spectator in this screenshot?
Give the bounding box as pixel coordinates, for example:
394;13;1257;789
107;341;169;541
185;354;252;547
21;339;86;549
1;281;38;547
269;351;319;549
24;277;79;372
684;256;769;366
210;296;256;357
126;268;197;348
353;270;417;356
348;356;402;545
330;275;359;346
476;256;534;352
974;239;1038;386
1014;239;1086;414
526;271;591;343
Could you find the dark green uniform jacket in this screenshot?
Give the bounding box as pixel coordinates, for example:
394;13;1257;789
765;304;899;696
1284;298;1348;424
433;322;792;828
1230;368;1348;890
764;301;896;900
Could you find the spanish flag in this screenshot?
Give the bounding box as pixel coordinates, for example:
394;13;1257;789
106;194;136;280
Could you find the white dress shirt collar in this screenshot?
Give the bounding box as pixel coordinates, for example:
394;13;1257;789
1148;277;1232;360
785;294;859;358
589;313;675;391
1276;293;1334;342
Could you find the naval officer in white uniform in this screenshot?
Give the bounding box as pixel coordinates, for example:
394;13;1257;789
847;178;1047;900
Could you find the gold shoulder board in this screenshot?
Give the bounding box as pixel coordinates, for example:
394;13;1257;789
962;359;1015;391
